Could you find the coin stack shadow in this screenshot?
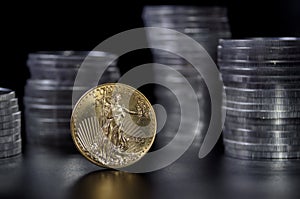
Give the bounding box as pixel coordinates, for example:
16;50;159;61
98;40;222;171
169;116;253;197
219;38;300;159
0;88;22;158
142;6;231;147
24;51;120;147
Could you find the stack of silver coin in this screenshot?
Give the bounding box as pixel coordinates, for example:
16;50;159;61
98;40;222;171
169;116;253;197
143;6;231;61
24;51;120;147
0;88;22;158
142;6;231;146
219;38;300;159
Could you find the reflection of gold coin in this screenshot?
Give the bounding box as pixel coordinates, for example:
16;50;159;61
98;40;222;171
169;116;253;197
71;171;151;199
71;83;156;168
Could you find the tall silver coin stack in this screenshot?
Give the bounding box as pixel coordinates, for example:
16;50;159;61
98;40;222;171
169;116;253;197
219;38;300;159
0;88;22;158
142;6;231;146
24;51;120;147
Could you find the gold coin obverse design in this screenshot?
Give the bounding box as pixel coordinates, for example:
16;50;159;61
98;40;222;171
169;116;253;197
71;83;157;169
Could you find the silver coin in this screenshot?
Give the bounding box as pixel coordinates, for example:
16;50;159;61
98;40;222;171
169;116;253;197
0;139;21;151
29;65;120;82
218;58;300;64
25;116;70;129
219;53;300;61
149;34;230;46
27;59;82;69
28;51;116;62
25;103;72;110
218;45;300;53
223;82;300;89
0;119;21;130
219;38;300;48
144;13;229;20
0;88;15;102
27;59;117;71
222;74;300;83
0;106;19;116
0;146;22;159
223;139;300;152
0;127;21;137
224;87;300;97
26;77;119;88
143;6;227;15
184;27;229;35
24;85;75;93
148;33;227;43
224;121;300;131
144;18;229;26
26;127;70;140
218;46;300;58
218;60;300;68
25;86;85;99
0;112;21;123
26;79;89;88
0;153;22;164
145;23;230;30
26;124;70;135
223;127;300;138
225;94;300;104
223;134;300;145
145;21;229;29
144;17;227;24
225;115;300;125
224;147;300;159
28;51;117;63
224;107;300;119
220;66;300;76
0;133;21;144
224;101;300;111
146;28;231;39
29;66;79;81
146;19;230;26
29;51;87;62
26;79;74;86
28;56;118;68
0;98;18;109
23;96;72;105
23;96;71;105
25;105;72;119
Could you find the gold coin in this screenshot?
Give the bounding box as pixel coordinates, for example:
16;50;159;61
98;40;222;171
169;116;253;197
71;83;157;168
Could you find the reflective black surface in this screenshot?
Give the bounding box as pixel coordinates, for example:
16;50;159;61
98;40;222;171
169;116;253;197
1;143;300;199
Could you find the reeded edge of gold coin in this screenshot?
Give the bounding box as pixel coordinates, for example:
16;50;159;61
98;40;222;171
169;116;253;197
70;83;157;169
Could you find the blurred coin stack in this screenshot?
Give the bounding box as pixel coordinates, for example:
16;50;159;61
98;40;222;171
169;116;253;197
142;6;231;146
219;38;300;159
0;88;22;158
24;51;120;147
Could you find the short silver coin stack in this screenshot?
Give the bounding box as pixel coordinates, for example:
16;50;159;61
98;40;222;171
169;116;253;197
0;88;22;158
24;51;120;147
143;6;231;146
219;38;300;159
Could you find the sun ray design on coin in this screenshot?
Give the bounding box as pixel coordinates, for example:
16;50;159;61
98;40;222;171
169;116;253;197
71;83;157;168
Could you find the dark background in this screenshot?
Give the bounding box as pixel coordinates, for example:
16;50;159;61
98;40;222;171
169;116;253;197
1;0;300;99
